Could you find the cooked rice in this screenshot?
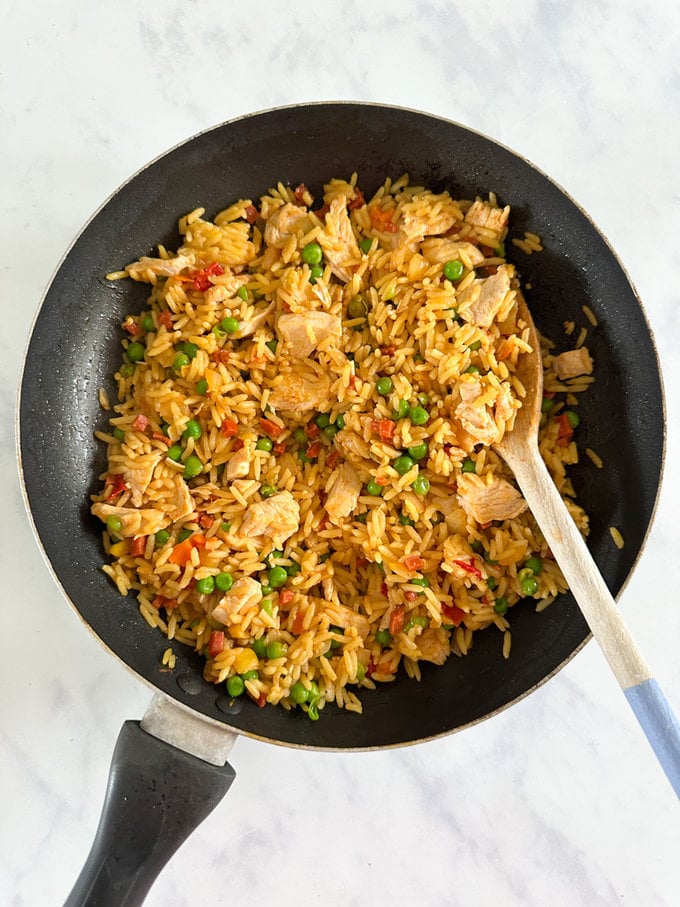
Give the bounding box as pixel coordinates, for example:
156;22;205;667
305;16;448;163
585;447;603;469
610;526;625;549
92;175;594;719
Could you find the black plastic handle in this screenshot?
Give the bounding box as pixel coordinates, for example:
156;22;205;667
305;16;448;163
64;720;236;907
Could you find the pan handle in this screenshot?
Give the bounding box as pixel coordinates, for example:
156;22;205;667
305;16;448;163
64;720;236;907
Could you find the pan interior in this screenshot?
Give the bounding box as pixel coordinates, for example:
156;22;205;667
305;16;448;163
19;104;664;749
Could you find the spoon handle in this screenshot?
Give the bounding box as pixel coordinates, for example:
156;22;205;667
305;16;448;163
509;447;680;798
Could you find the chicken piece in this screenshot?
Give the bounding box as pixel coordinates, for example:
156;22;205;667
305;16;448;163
239;490;300;547
92;502;167;537
277;312;342;359
226;446;252;480
333;429;375;471
456;473;527;523
268;369;331;414
275;265;331;313
125;252;194;281
123;451;163;507
464;200;510;243
204;274;249;306
420;238;485;267
434;495;468;535
211;577;262;625
324;463;363;522
552;347;594;380
164;474;195;522
458;266;511;328
401;208;457;242
317;197;360;282
414;628;449;665
321;600;370;637
264;203;308;249
235;301;275;338
454;379;502;446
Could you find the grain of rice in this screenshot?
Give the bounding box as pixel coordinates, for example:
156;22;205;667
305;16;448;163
585;448;603;469
582;305;598;326
610;527;625;549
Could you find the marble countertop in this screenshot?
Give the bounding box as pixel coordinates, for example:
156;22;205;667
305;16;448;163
3;2;680;904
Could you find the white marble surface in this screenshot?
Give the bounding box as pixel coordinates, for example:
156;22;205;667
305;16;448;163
3;2;680;904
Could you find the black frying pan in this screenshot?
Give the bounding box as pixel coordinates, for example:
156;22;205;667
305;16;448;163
19;103;664;905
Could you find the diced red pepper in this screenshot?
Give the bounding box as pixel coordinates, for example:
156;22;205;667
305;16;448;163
306;440;322;459
130;536;147;557
132;413;150;432
370;206;397;233
453;559;483;580
291;610;305;635
314;203;330;219
152;595;179;611
348;188;366;210
151;431;170;446
256;692;267;708
442;603;466;626
211;350;230;365
404;590;419;602
232;438;245;451
348;374;357;390
403;554;425;571
191;261;225;292
356;556;369;568
370;419;395;443
389;605;406;635
279;589;294;607
208;630;225;659
326;450;341;469
158;310;174;330
104;474;127;501
294;184;313;206
305;421;320;439
220;418;239;437
382;345;396;357
380;581;389;598
273;442;286;455
198;513;214;530
244;204;259;224
122;318;141;336
260;417;283;439
556;413;574;448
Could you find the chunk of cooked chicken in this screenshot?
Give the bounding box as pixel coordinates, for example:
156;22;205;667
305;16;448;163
163;474;195;522
123;451;163;507
236;301;275;339
317;198;360;282
239;490;300;546
263;203;308;249
333;429;375;471
454;379;502;446
211;577;262;625
268;369;331;414
552;347;594;380
277;312;342;359
226;445;252;480
92;502;167;537
204;275;249;306
434;494;468;535
125;252;194;281
324;463;363;522
456;473;527;523
321;600;370;637
420;238;485;267
464;200;509;243
414;627;449;665
401;207;457;242
458;266;511;328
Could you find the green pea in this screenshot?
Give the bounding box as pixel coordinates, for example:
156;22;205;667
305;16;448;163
409;405;429;426
127;341;146;363
411;474;430;496
462;458;476;474
407;443;428;461
471;539;483;553
495;242;506;257
268;566;288;588
256;437;274;452
155;529;171;548
517;567;534;582
252;637;267;658
565;410;580;428
241;669;259;682
315;413;331;429
106;514;123;534
260;485;277;498
465;365;480;374
335;414;346;429
266;338;278;353
376;376;393;396
236;286;250;302
359;237;373;254
220;522;232;533
309;264;324;284
173;352;190;371
141;314;155;332
285;562;301;576
468;340;482;351
301;242;323;265
443;259;464;281
177;528;193;543
410;577;430;588
266;640;288;659
182;419;202;440
120;363;135;377
220;316;240;334
226;676;245;697
182;341;199;360
393;455;415;476
215;572;234;592
355;663;366;682
290;681;310;704
366;479;384;496
355;512;368;524
520;576;539;596
195;378;208;395
399;513;415;526
212;324;226;338
541;398;554;414
183;455;203;478
260;583;273;596
404;616;429;632
524;556;543;575
196;576;216;595
393;399;410;420
291;427;306;444
323;424;339;440
375;629;393;645
348;295;369;318
487;576;497;591
260;597;274;614
417;393;429;406
306;701;320;721
167;444;183;462
112;427;125;442
494;597;508;615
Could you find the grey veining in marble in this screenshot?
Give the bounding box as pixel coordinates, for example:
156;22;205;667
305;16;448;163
2;1;680;904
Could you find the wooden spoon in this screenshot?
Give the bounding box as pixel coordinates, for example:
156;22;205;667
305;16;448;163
495;295;680;797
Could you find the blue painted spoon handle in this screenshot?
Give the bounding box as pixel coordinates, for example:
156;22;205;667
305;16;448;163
509;450;680;798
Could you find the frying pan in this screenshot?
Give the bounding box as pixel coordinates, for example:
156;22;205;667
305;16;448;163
18;103;664;905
